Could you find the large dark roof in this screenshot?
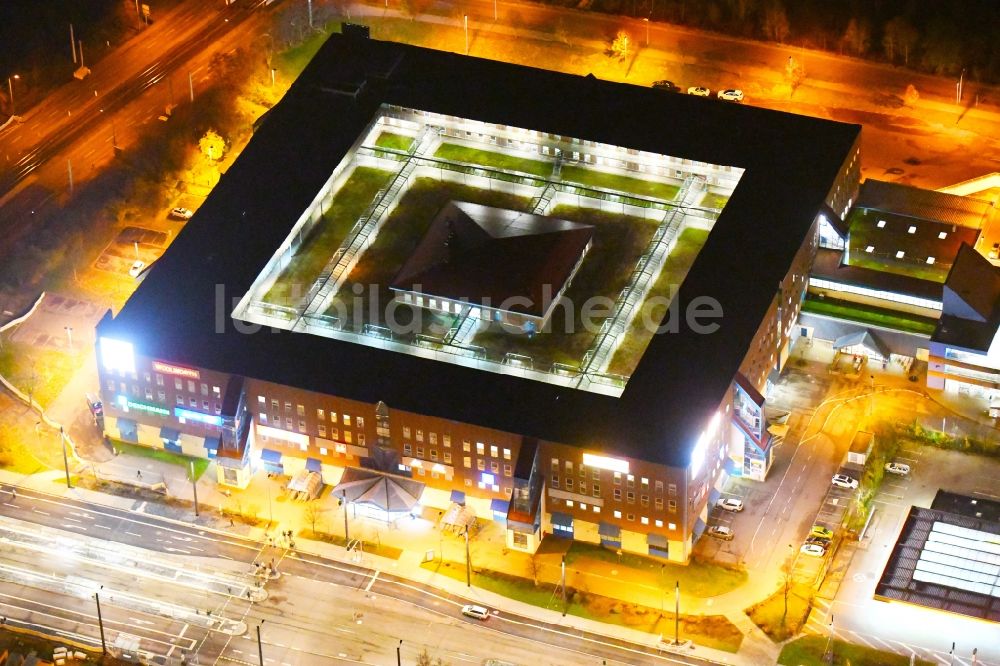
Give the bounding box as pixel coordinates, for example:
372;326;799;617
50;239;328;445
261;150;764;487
933;244;1000;350
98;32;861;468
856;180;995;228
390;201;593;317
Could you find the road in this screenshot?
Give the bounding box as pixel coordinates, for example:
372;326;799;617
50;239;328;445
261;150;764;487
0;484;720;666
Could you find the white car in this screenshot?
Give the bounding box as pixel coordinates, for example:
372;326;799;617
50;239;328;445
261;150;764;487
717;89;744;102
461;604;490;620
716;497;744;512
800;543;826;557
170;207;194;220
885;462;910;476
831;474;859;490
128;260;146;278
707;525;734;541
687;86;711;97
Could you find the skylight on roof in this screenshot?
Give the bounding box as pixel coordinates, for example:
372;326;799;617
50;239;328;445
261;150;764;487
939;231;948;239
907;226;916;234
865;245;874;253
927;257;935;264
877;220;886;228
896;250;905;259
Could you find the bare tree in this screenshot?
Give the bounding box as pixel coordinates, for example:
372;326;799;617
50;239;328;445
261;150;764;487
883;16;919;65
304;502;322;534
780;554;796;627
526;553;541;586
842;18;871;56
760;1;790;43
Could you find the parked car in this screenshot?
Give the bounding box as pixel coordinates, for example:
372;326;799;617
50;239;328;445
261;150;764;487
128;260;146;278
85;393;103;417
687;86;711;96
717;89;744;102
707;525;734;541
170;207;194;220
885;462;911;476
800;543;826;557
716;497;744;512
810;525;834;540
831;473;859;490
806;535;831;547
652;80;679;92
461;604;490;620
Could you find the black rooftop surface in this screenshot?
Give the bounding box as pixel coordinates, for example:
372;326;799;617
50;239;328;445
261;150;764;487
933;244;1000;350
99;33;861;468
932;489;1000;523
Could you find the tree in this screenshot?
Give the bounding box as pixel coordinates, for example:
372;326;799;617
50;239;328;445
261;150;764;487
526;553;541;586
903;84;919;107
779;554;796;627
842;18;871;56
760;1;790;44
784;55;805;92
609;30;631;61
303;502;321;533
199;129;226;161
883;16;919;65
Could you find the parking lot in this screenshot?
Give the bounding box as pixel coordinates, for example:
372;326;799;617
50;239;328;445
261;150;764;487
819;443;1000;665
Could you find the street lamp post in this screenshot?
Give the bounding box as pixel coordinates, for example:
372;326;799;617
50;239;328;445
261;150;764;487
493;0;497;21
643;18;649;47
64;326;73;351
464;524;471;587
560;555;567;616
7;75;19;115
59;427;72;489
823;614;834;663
94;593;107;653
342;490;350;543
869;374;875;416
256;621;265;666
464;15;469;55
674;580;680;646
396;639;402;666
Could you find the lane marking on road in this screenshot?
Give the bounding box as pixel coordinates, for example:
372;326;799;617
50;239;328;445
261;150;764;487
94;524;111;529
33;509;49;515
364;571;379;592
126;531;142;537
64;517;82;523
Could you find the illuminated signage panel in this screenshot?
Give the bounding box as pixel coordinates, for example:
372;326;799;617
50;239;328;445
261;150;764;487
153;361;201;380
100;337;135;374
255;423;309;446
174;407;223;427
122;398;170;417
582;453;630;474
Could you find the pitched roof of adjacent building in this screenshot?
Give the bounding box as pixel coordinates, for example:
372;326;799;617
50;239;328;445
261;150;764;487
98;32;861;468
390;201;593;317
933;243;1000;351
856;180;995;228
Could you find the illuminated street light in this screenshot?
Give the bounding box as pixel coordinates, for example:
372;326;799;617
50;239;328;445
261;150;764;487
7;75;19;115
643;18;649;47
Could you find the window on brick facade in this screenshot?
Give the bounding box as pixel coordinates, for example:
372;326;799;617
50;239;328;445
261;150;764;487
404;443;412;455
641;495;649;507
356;417;364;429
614;472;621;485
429;432;437;445
403;426;411;438
430;449;438;461
551;474;559;487
343;414;352;426
416;429;424;442
490;445;498;458
477;459;485;471
317;408;325;420
655;498;663;510
416;446;424;457
464;440;471;452
668;483;677;496
156;374;165;386
344;431;352;444
503;464;512;477
443;452;452;464
627;491;635;504
565;478;574;490
476;442;485;455
668;499;677;511
443;435;451;447
490;461;499;473
175;378;183;390
614;488;621;500
503;448;511;460
318;424;326;437
655;480;663;493
464;456;471;468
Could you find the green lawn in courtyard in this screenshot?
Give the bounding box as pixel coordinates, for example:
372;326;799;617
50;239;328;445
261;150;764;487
265;167;394;306
801;296;937;335
325;178;534;325
779;636;935;666
275;30;330;79
606;227;710;376
111;440;211;481
433;143;554;177
375;132;415;152
844;253;948;283
470;205;659;369
422;558;743;652
0;339;87;409
699;191;729;210
564;541;747;598
561;165;679;201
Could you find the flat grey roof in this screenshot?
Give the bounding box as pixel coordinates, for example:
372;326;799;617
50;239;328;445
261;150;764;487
98;31;861;467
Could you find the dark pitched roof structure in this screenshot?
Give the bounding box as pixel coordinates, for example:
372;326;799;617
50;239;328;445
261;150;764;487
933;243;1000;351
856;180;995;228
390;201;593;317
97;31;861;467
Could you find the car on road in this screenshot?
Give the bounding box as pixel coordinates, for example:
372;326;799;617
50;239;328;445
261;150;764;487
687;86;711;96
800;543;826;557
461;604;490;620
652;80;679;92
170;207;194;220
810;525;834;540
885;462;910;476
707;525;734;540
128;260;146;278
716;497;744;512
717;89;744;102
831;473;859;489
